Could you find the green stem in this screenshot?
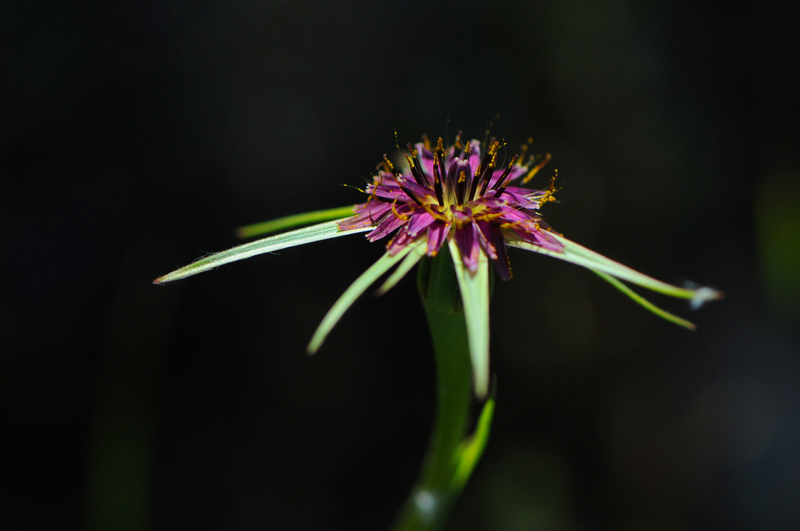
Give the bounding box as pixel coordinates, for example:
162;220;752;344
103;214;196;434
390;245;492;531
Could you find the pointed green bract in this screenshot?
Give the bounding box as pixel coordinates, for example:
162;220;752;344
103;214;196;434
307;246;415;354
508;234;722;302
453;397;494;489
451;394;495;490
154;219;369;284
449;240;491;399
376;240;427;295
592;269;697;330
235;205;358;239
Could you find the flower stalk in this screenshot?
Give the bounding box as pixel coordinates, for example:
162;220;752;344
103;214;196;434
390;244;494;531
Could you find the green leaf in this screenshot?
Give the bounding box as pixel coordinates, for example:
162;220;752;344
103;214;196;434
508;233;722;304
449;240;491;399
307;246;415;354
592;269;697;330
235;205;358;239
155;219;369;284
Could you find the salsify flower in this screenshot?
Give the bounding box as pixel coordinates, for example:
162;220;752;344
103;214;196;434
155;133;721;398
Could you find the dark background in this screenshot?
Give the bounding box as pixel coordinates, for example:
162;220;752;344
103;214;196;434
4;1;799;530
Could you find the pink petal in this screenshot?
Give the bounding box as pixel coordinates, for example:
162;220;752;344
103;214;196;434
455;223;480;273
427;220;451;256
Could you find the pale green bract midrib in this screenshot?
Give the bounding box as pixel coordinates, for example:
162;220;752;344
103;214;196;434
155;219;370;284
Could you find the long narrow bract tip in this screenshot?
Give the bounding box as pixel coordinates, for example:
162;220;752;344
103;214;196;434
690;287;724;310
307;247;415;354
153;220;370;285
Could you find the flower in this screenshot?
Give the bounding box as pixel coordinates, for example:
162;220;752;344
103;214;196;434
337;135;560;281
155;132;722;398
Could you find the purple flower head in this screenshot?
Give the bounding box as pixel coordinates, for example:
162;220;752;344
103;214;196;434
339;135;561;281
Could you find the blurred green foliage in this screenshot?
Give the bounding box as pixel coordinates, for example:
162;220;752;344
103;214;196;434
756;170;800;318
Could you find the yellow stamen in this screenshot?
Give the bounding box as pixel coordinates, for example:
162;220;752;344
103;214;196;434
390;199;410;221
472;211;505;223
422;203;451;222
340;183;366;194
489;145;499;167
518;142;529;163
537;171;559;205
522;153;551;184
383;155;395;173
